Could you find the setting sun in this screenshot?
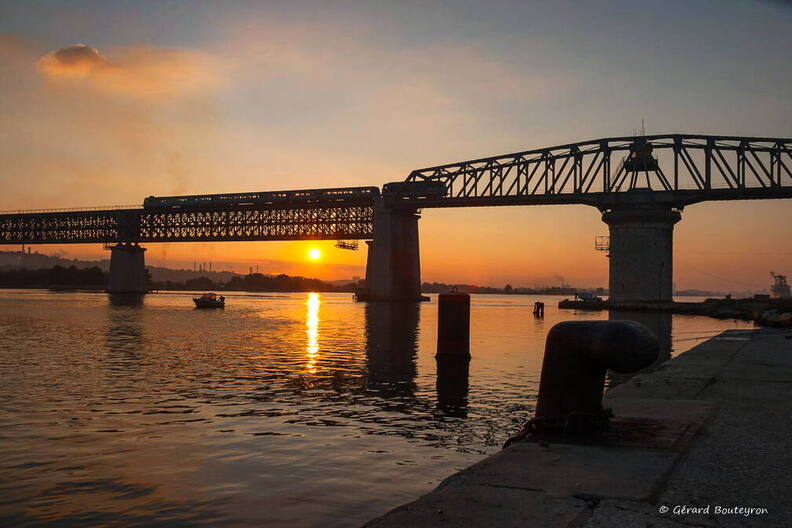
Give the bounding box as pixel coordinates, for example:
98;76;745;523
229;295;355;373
308;248;321;261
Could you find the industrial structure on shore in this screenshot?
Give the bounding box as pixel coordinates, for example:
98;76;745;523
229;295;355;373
770;272;791;298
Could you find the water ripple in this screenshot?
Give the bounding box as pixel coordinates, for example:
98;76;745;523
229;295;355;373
0;290;754;527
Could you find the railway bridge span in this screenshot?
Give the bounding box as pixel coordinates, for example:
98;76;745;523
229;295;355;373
2;134;790;301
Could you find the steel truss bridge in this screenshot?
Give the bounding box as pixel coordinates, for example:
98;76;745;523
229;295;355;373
401;134;792;209
1;134;790;245
0;197;375;245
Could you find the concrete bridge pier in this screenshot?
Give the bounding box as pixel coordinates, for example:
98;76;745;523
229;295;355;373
365;202;422;301
107;243;148;294
602;207;681;303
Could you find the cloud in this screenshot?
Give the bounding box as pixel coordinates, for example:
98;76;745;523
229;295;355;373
37;43;107;77
36;43;229;97
0;36;228;211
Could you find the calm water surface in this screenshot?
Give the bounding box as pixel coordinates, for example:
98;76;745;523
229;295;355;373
0;290;754;527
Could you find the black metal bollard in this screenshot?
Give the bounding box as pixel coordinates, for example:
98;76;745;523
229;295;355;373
530;320;658;436
436;292;471;359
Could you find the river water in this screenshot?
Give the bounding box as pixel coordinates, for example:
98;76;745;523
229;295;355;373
0;290;754;527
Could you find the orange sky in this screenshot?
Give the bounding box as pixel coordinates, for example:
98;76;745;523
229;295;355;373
1;2;791;292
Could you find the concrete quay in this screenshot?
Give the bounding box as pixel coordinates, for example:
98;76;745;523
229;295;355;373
365;328;792;527
558;298;792;328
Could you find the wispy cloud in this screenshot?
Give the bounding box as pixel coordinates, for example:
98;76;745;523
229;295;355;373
37;43;229;97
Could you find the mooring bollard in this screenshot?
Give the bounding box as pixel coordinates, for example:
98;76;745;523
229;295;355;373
436;291;471;359
511;320;658;441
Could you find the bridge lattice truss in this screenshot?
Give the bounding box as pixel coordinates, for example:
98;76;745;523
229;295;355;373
0;204;374;244
403;134;792;208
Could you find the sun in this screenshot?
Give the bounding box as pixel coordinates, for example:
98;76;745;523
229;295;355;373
308;248;321;261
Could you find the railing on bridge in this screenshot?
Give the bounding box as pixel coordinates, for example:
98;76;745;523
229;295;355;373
0;205;143;215
401;134;792;208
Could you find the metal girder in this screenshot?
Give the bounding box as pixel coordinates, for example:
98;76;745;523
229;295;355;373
403;134;792;209
0;203;374;245
138;204;373;242
0;210;123;244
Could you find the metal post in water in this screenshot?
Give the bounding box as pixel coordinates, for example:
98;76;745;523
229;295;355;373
436;355;470;415
435;290;471;414
436;291;471;359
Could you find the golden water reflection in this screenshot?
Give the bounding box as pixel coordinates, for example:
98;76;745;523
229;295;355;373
305;292;320;373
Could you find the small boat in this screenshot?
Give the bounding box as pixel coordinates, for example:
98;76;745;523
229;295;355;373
193;292;225;309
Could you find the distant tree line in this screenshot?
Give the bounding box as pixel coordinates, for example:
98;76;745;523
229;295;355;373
225;273;336;292
0;265;107;288
421;282;579;295
150;272;350;292
0;266;351;293
0;266;586;295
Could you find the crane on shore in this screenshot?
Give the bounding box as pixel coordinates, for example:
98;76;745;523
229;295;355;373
770;272;791;299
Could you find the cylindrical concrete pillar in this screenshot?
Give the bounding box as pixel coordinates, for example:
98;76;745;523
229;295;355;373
365;200;422;301
107;244;148;294
436;292;470;359
364;240;375;287
602;207;681;303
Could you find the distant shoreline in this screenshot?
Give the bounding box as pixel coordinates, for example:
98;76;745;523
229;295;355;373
0;285;738;298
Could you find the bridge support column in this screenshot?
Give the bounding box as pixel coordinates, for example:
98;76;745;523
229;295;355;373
602;207;681;303
365;203;422;301
107;243;148;294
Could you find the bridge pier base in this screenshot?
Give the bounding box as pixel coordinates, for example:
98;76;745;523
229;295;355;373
602;207;681;303
365;204;422;301
107;243;148;294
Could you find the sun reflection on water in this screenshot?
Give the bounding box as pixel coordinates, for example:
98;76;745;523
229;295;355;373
306;292;320;373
